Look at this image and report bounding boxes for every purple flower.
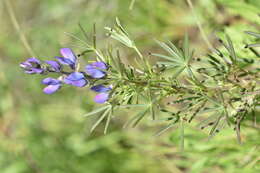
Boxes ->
[20,58,44,74]
[42,77,61,94]
[94,93,110,104]
[90,85,112,104]
[90,85,111,93]
[45,60,61,72]
[56,48,77,70]
[64,72,88,87]
[85,62,108,78]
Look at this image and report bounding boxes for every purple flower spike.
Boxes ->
[64,72,88,87]
[94,93,110,104]
[45,60,61,72]
[42,77,61,94]
[90,85,112,93]
[55,48,77,69]
[20,57,44,74]
[85,62,108,78]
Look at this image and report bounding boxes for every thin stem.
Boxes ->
[186,0,214,51]
[93,23,97,49]
[129,0,136,10]
[4,0,36,57]
[134,46,143,59]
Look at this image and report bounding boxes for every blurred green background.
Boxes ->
[0,0,259,172]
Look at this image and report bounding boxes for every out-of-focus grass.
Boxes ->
[0,0,259,173]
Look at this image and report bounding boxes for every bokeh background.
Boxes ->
[0,0,259,172]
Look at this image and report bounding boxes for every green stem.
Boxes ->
[186,0,214,51]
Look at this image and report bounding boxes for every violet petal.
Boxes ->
[45,60,61,72]
[64,78,87,87]
[91,62,107,70]
[55,56,73,64]
[27,57,41,64]
[94,93,109,104]
[20,62,32,68]
[90,85,111,93]
[65,72,85,81]
[60,48,76,63]
[42,78,61,85]
[85,63,107,78]
[31,68,44,74]
[43,84,61,94]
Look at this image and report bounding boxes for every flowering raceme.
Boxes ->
[19,20,260,141]
[20,48,110,104]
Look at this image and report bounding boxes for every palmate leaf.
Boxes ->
[154,40,182,60]
[105,18,144,59]
[153,35,194,78]
[105,26,134,48]
[226,34,237,63]
[105,18,135,48]
[90,108,111,132]
[173,66,186,78]
[82,105,113,133]
[218,35,237,64]
[207,54,228,74]
[153,54,183,64]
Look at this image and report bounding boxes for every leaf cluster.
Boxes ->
[78,19,259,145]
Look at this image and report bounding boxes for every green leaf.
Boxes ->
[154,122,176,137]
[245,43,260,48]
[152,53,182,64]
[172,66,186,78]
[118,104,149,108]
[83,105,111,117]
[245,31,260,38]
[155,40,181,59]
[208,115,222,138]
[115,17,129,37]
[226,34,237,63]
[91,107,111,132]
[123,107,149,128]
[104,108,112,134]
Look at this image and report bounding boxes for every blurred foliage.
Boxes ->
[0,0,259,173]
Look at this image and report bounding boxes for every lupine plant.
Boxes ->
[20,19,259,145]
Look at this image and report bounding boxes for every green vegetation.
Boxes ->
[0,0,259,172]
